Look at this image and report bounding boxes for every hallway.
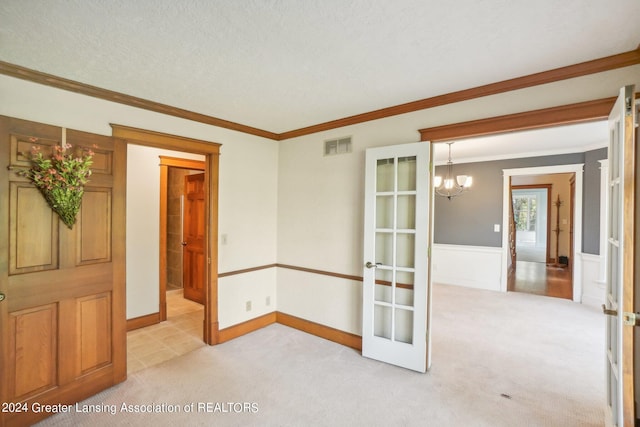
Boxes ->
[508,260,572,300]
[126,290,205,374]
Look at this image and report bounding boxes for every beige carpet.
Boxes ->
[36,284,604,426]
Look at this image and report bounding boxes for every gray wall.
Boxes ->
[433,151,605,251]
[582,147,607,254]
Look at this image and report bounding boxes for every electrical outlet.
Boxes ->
[245,301,252,311]
[266,296,271,306]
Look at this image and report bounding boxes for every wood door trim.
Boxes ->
[511,184,553,263]
[111,125,220,345]
[158,157,205,321]
[159,156,206,170]
[419,97,617,142]
[2,46,639,141]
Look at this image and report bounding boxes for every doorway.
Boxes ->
[502,165,583,302]
[112,124,221,348]
[159,156,206,319]
[512,184,551,263]
[509,175,574,300]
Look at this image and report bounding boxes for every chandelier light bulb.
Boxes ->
[433,142,472,200]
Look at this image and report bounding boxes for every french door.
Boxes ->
[362,142,431,373]
[604,85,636,427]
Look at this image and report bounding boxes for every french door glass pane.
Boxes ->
[395,271,414,306]
[375,233,393,266]
[374,305,392,339]
[397,195,416,229]
[376,196,394,229]
[395,308,413,344]
[376,159,395,192]
[397,156,416,191]
[396,233,415,268]
[374,268,393,303]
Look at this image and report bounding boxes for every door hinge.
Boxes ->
[624,312,640,326]
[208,257,211,265]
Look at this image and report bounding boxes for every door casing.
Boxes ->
[158,156,205,321]
[111,124,221,344]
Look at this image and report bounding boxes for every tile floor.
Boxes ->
[127,289,205,374]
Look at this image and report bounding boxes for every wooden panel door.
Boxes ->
[182,173,205,304]
[0,117,126,427]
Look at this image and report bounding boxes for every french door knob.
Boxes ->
[365,262,382,269]
[0,292,5,302]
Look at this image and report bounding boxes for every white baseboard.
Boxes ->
[432,244,502,292]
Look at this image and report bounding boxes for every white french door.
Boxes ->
[362,142,431,373]
[604,84,636,427]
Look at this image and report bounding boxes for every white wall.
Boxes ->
[276,65,640,333]
[126,145,204,319]
[0,75,279,327]
[3,62,640,335]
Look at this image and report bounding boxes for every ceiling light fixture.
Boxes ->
[434,142,472,200]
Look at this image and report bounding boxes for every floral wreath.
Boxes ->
[18,139,95,229]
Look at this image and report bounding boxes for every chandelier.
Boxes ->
[434,142,472,200]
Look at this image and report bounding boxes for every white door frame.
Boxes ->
[501,164,584,301]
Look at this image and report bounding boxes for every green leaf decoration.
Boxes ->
[18,142,94,230]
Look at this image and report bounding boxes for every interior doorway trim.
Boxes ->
[110,124,221,345]
[502,164,584,302]
[158,156,205,321]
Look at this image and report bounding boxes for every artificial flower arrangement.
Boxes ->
[18,140,95,229]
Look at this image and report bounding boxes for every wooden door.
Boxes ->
[362,142,431,372]
[604,85,635,427]
[182,173,205,304]
[0,117,126,426]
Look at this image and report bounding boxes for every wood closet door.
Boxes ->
[182,173,205,304]
[0,117,126,427]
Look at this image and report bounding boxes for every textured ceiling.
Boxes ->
[1,0,639,137]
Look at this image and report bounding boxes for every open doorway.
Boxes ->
[502,165,583,301]
[113,124,221,375]
[159,156,206,320]
[509,174,574,300]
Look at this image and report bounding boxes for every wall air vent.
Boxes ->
[324,136,352,156]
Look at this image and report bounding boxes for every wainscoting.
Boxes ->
[432,244,503,291]
[580,252,606,308]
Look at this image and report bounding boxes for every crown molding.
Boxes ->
[1,46,638,141]
[279,46,640,140]
[0,61,279,141]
